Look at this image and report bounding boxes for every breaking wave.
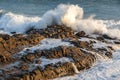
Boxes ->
[0,4,120,39]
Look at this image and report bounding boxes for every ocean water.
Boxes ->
[0,0,120,80]
[0,0,120,19]
[0,0,120,36]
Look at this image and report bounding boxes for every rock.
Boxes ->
[97,36,104,41]
[7,45,95,79]
[75,54,95,70]
[11,32,16,34]
[23,53,36,62]
[114,41,120,44]
[105,52,112,58]
[0,37,3,42]
[30,69,46,80]
[35,60,41,64]
[35,46,96,71]
[27,25,75,39]
[95,47,113,58]
[20,65,30,71]
[23,75,30,80]
[40,62,76,79]
[102,34,113,39]
[0,34,10,40]
[0,55,7,63]
[0,25,115,80]
[70,40,89,49]
[76,31,86,37]
[0,33,44,64]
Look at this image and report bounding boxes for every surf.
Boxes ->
[0,4,120,39]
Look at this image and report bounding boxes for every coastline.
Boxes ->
[0,25,119,80]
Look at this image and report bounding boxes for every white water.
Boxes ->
[0,9,3,13]
[0,12,40,33]
[18,37,119,80]
[15,37,120,80]
[19,38,73,55]
[35,57,71,67]
[72,63,79,74]
[28,38,73,51]
[0,4,120,39]
[55,48,120,80]
[0,2,120,80]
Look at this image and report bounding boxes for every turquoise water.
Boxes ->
[0,0,120,20]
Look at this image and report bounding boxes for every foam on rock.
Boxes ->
[0,24,118,80]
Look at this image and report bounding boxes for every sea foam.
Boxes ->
[0,12,40,33]
[0,4,120,39]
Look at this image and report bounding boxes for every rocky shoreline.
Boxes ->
[0,25,119,80]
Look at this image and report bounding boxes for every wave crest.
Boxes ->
[0,12,40,33]
[0,4,120,39]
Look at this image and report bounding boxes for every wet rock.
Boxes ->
[102,34,113,39]
[75,54,95,70]
[23,53,36,62]
[35,46,96,71]
[76,31,86,37]
[29,69,46,80]
[40,62,76,79]
[70,40,90,49]
[0,33,44,64]
[105,52,112,58]
[20,65,30,71]
[95,47,113,58]
[8,45,96,79]
[114,41,120,44]
[35,60,41,64]
[23,75,30,80]
[97,36,104,41]
[0,25,116,80]
[27,25,75,39]
[0,55,7,63]
[0,37,3,42]
[0,34,10,40]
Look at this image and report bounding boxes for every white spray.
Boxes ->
[0,12,40,33]
[36,4,120,39]
[72,63,79,73]
[0,4,120,39]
